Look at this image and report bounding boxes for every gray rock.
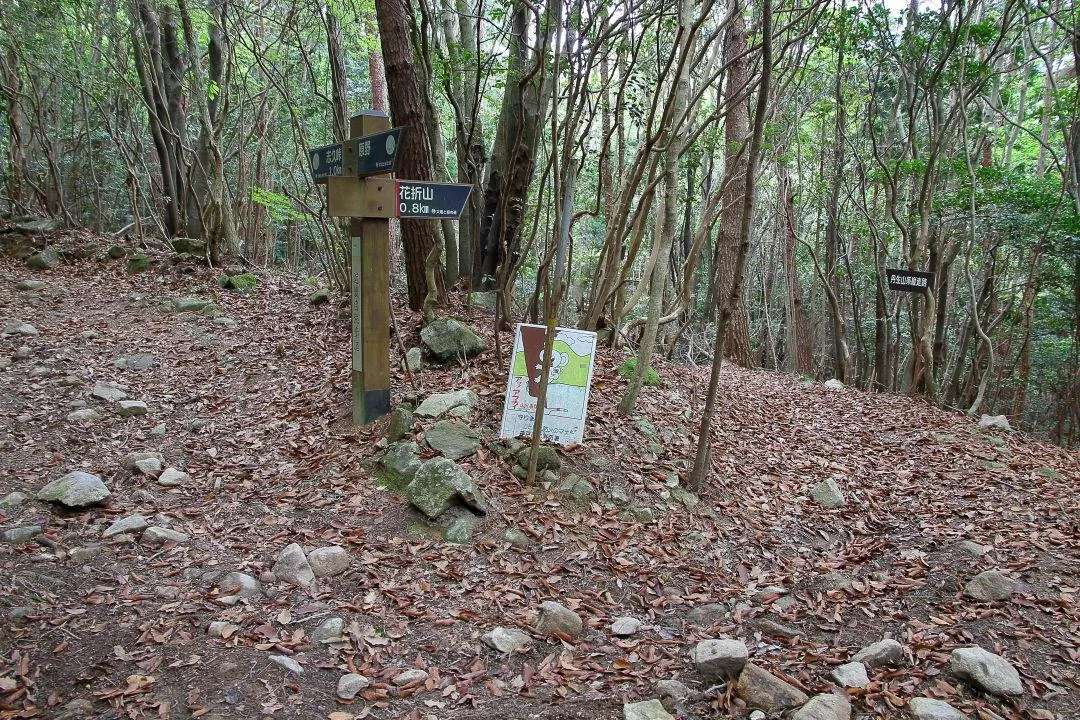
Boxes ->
[978,415,1011,431]
[312,617,345,644]
[791,693,852,720]
[115,354,155,371]
[3,319,39,336]
[611,617,642,636]
[220,572,262,598]
[102,515,149,538]
[16,279,46,291]
[151,424,167,436]
[133,457,163,476]
[482,626,533,653]
[420,318,487,362]
[142,527,188,547]
[503,527,532,548]
[830,661,869,688]
[468,291,498,311]
[949,646,1023,696]
[414,389,479,418]
[13,217,62,234]
[171,297,216,313]
[273,543,315,587]
[758,619,804,639]
[66,408,101,422]
[14,346,33,359]
[687,603,727,626]
[68,545,101,563]
[337,673,371,700]
[535,600,583,638]
[669,487,699,509]
[380,441,422,481]
[0,491,29,509]
[623,699,674,720]
[91,381,127,402]
[157,468,190,487]
[908,698,969,720]
[955,540,987,557]
[735,663,809,713]
[405,347,423,373]
[516,445,561,473]
[385,406,414,443]
[811,478,845,508]
[207,621,236,638]
[609,486,633,506]
[307,546,349,577]
[852,638,903,668]
[268,654,303,675]
[37,471,110,507]
[557,474,596,502]
[963,570,1017,602]
[1,525,42,544]
[655,679,691,702]
[425,420,481,460]
[55,698,94,720]
[392,669,429,686]
[444,511,480,545]
[823,379,845,390]
[26,247,61,270]
[115,400,148,417]
[122,451,163,471]
[405,457,487,519]
[692,639,748,681]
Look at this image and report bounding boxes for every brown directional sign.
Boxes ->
[886,268,935,293]
[327,178,471,220]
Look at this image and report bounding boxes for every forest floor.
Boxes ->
[1,227,1078,720]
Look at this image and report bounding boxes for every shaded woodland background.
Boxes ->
[1,0,1077,445]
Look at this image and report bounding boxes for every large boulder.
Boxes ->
[420,318,487,362]
[949,646,1023,696]
[405,458,487,519]
[36,471,110,507]
[425,420,481,460]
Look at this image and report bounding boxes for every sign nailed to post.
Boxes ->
[396,181,472,219]
[309,127,404,184]
[886,268,935,293]
[499,324,598,446]
[309,143,343,183]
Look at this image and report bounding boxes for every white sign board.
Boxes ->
[499,324,598,446]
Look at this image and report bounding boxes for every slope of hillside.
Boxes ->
[1,232,1077,720]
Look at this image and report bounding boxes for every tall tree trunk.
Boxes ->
[0,48,32,216]
[824,8,851,383]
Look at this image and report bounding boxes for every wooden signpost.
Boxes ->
[312,111,471,425]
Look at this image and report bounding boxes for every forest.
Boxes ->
[1,0,1078,446]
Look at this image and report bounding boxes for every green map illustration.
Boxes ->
[512,339,591,387]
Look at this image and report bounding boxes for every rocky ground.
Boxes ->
[1,227,1078,720]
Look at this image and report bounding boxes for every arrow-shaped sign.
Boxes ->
[327,177,472,220]
[309,127,405,184]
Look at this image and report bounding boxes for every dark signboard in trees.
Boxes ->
[887,269,934,293]
[351,127,403,177]
[309,143,343,184]
[396,181,472,219]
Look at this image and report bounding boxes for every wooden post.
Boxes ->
[348,111,392,425]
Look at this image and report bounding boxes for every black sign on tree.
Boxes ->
[886,268,935,293]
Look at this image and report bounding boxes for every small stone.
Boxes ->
[3,319,39,336]
[830,661,869,688]
[516,445,561,473]
[414,389,479,418]
[908,697,969,720]
[171,297,216,313]
[1,525,42,544]
[735,662,809,713]
[308,289,329,305]
[115,354,155,371]
[632,507,656,523]
[692,639,748,681]
[16,279,46,291]
[220,572,263,598]
[115,400,148,417]
[68,545,101,563]
[151,424,167,436]
[823,378,845,390]
[611,617,642,636]
[955,540,987,557]
[157,468,190,486]
[978,415,1011,431]
[380,441,422,481]
[392,669,429,686]
[385,406,414,443]
[405,457,487,519]
[852,638,903,668]
[273,543,315,587]
[624,699,675,720]
[503,527,532,548]
[268,654,303,675]
[312,617,345,644]
[102,515,149,538]
[207,621,235,638]
[686,603,727,626]
[14,346,32,359]
[133,457,163,476]
[963,570,1017,602]
[425,419,481,460]
[557,474,596,502]
[91,381,127,402]
[142,526,188,547]
[758,619,804,639]
[405,347,422,372]
[66,408,101,422]
[122,451,163,471]
[655,679,691,702]
[307,546,350,577]
[949,646,1023,696]
[0,491,29,509]
[791,693,852,720]
[337,673,371,700]
[609,486,633,506]
[535,600,583,638]
[36,471,110,507]
[56,698,94,720]
[749,712,766,720]
[444,512,479,545]
[419,318,486,362]
[811,478,845,508]
[482,626,533,653]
